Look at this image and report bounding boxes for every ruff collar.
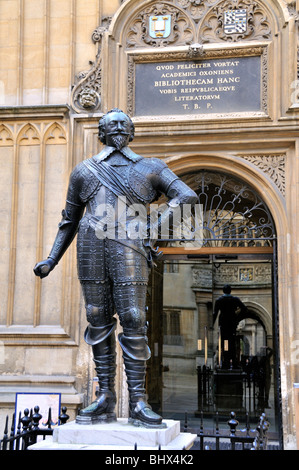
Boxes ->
[94,145,143,163]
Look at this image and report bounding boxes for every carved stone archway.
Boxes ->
[165,153,286,243]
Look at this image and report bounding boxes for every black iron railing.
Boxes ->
[183,410,270,450]
[1,404,270,451]
[0,405,69,450]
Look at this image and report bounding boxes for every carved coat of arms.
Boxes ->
[149,15,171,38]
[223,8,247,34]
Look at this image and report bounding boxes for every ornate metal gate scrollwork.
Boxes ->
[161,170,275,247]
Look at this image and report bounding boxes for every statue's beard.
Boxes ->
[110,134,129,150]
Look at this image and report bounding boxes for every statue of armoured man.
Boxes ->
[34,108,198,428]
[213,285,248,368]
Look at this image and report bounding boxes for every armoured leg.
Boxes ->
[114,283,164,428]
[119,326,164,428]
[77,320,117,424]
[77,281,117,424]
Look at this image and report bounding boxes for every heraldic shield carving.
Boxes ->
[140,4,192,46]
[126,0,272,48]
[223,8,247,34]
[149,14,172,38]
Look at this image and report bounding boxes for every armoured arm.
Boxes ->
[48,201,84,263]
[150,163,198,239]
[165,178,199,206]
[34,167,85,278]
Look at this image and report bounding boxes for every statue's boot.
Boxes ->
[119,328,165,428]
[76,320,117,424]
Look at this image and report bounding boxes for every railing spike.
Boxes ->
[228,411,239,436]
[3,415,8,436]
[21,409,31,431]
[1,415,9,450]
[32,406,42,430]
[59,406,69,425]
[46,407,52,429]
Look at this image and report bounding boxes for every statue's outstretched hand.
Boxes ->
[33,258,56,279]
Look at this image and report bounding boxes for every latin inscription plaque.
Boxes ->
[134,55,261,116]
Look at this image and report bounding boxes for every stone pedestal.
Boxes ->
[28,418,196,450]
[214,369,245,413]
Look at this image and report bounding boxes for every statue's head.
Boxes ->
[223,284,232,294]
[98,108,135,149]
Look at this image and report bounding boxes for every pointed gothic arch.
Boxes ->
[43,122,67,145]
[0,124,13,146]
[17,123,41,146]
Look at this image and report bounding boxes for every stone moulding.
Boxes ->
[287,1,299,81]
[70,17,112,114]
[239,154,286,197]
[191,262,272,289]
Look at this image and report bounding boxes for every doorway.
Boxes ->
[145,169,281,440]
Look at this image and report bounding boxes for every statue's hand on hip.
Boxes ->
[33,258,56,279]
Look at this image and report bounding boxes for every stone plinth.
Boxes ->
[28,418,196,450]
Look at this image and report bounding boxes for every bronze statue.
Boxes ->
[34,108,198,428]
[213,284,247,368]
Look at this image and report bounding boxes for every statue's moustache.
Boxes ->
[106,131,129,136]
